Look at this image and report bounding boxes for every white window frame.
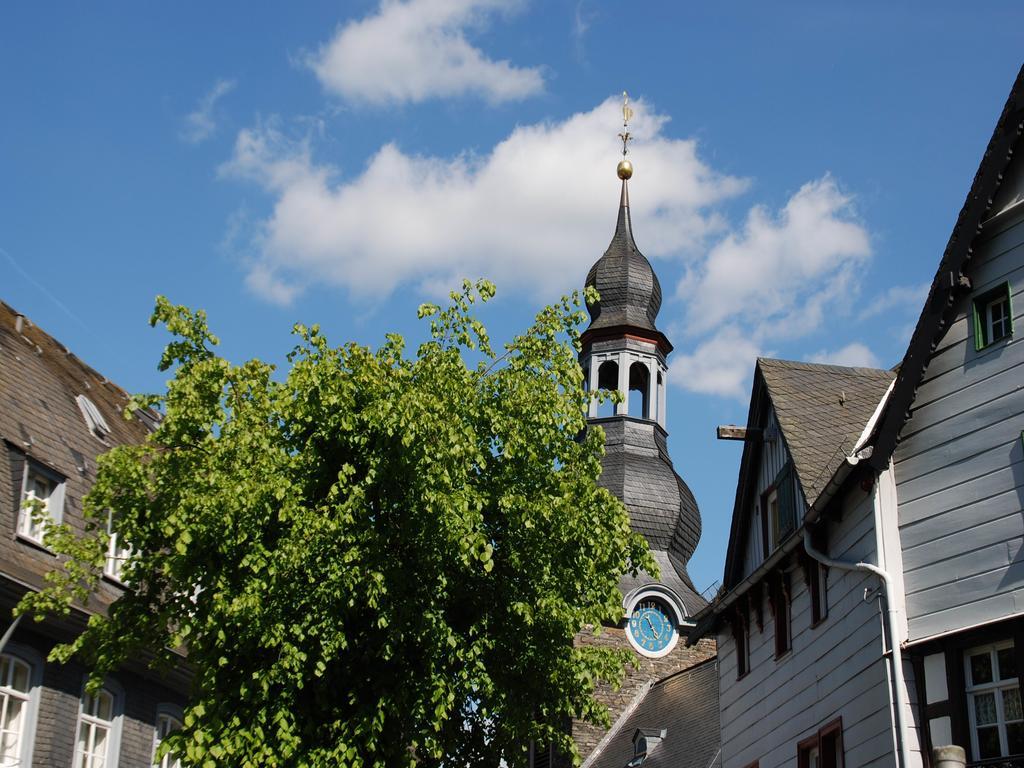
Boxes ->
[153,705,184,768]
[964,640,1023,760]
[73,680,123,768]
[987,294,1011,343]
[0,648,42,768]
[18,460,65,546]
[104,510,132,583]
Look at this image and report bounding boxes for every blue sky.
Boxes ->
[1,2,1021,593]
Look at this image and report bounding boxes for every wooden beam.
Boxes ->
[717,425,762,441]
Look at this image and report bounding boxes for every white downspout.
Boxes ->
[0,615,22,655]
[802,474,912,768]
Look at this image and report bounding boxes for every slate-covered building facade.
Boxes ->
[0,301,189,767]
[695,63,1024,768]
[560,159,720,768]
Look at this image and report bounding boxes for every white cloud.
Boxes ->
[681,177,871,335]
[808,342,881,369]
[181,79,236,144]
[220,97,748,304]
[670,327,765,400]
[572,1,593,63]
[308,0,543,106]
[220,93,878,399]
[669,177,873,399]
[859,281,929,321]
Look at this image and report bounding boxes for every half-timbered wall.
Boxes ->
[894,200,1024,642]
[719,472,923,768]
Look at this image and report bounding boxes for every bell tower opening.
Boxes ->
[566,90,714,768]
[628,361,650,419]
[596,360,619,418]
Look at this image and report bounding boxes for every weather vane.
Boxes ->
[617,91,634,180]
[619,91,633,156]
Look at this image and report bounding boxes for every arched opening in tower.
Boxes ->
[629,362,649,420]
[657,370,664,424]
[596,360,619,418]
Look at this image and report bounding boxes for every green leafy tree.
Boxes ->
[18,280,654,768]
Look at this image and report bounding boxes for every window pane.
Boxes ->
[77,723,90,767]
[1007,722,1024,755]
[978,725,1001,759]
[988,296,1011,342]
[9,662,28,693]
[1004,687,1022,721]
[999,647,1017,681]
[973,652,995,685]
[92,724,109,757]
[975,692,998,725]
[821,731,841,768]
[96,691,113,722]
[4,698,23,733]
[1,695,24,762]
[0,731,20,762]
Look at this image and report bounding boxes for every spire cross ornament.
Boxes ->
[618,91,634,156]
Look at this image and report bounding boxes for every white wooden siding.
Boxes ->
[894,207,1024,642]
[718,471,923,768]
[742,408,799,579]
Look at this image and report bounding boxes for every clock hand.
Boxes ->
[644,616,661,640]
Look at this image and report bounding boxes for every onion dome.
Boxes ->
[584,179,663,335]
[597,419,704,614]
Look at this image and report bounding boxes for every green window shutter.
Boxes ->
[973,297,985,351]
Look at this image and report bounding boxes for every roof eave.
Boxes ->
[869,64,1024,471]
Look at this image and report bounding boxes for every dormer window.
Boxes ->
[627,729,666,767]
[18,460,65,545]
[76,395,111,439]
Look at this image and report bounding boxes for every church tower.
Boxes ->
[568,97,716,765]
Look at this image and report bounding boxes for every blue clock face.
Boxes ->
[628,600,675,656]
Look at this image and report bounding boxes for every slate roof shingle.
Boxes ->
[0,299,155,605]
[585,181,662,335]
[595,418,705,615]
[587,657,721,768]
[757,358,895,506]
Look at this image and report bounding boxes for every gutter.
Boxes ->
[690,528,804,637]
[692,380,897,639]
[799,381,909,766]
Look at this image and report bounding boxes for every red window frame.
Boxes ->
[797,718,844,768]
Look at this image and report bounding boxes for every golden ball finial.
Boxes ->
[617,159,633,180]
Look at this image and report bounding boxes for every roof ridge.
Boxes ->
[757,356,891,376]
[650,654,717,688]
[1,299,134,402]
